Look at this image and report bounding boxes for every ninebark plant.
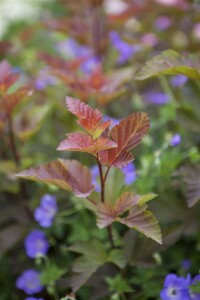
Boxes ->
[17,96,162,292]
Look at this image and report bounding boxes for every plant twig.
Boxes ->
[96,153,105,203]
[107,225,115,249]
[7,114,32,219]
[104,166,110,182]
[86,197,97,206]
[7,114,20,165]
[96,154,115,248]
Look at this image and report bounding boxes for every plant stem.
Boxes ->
[7,114,32,219]
[107,225,115,248]
[96,154,105,203]
[104,166,110,182]
[96,155,115,248]
[86,197,97,206]
[7,115,20,165]
[159,75,177,103]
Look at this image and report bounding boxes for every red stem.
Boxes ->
[96,154,115,248]
[96,153,105,203]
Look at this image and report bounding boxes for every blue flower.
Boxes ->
[181,259,191,270]
[34,194,58,228]
[160,274,190,300]
[34,68,57,90]
[110,31,140,64]
[16,269,43,295]
[154,16,171,30]
[25,298,44,300]
[81,56,101,74]
[170,134,181,147]
[144,92,170,105]
[121,163,137,185]
[24,229,49,258]
[56,37,100,74]
[170,75,188,87]
[90,165,101,192]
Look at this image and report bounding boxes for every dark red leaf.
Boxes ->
[66,97,111,137]
[99,112,149,168]
[57,132,117,155]
[16,159,94,198]
[96,193,161,244]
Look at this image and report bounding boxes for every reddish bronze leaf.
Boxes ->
[16,159,94,198]
[39,53,86,72]
[57,132,117,155]
[66,97,111,137]
[96,203,117,228]
[0,87,30,116]
[97,193,137,228]
[99,149,134,168]
[96,193,161,244]
[111,112,150,151]
[0,60,19,93]
[120,206,162,244]
[66,96,102,124]
[99,112,149,168]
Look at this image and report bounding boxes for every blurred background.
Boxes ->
[1,0,200,299]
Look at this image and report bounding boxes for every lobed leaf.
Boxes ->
[16,159,94,198]
[135,50,200,80]
[176,163,200,207]
[57,132,117,155]
[0,87,30,116]
[69,240,107,292]
[99,112,149,168]
[96,193,162,244]
[120,205,162,244]
[66,97,111,138]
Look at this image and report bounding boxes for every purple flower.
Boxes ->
[170,134,181,147]
[110,31,140,64]
[34,68,57,91]
[90,165,101,192]
[141,33,158,47]
[181,259,191,270]
[24,230,49,258]
[193,23,200,41]
[154,16,171,30]
[160,274,190,300]
[170,75,188,87]
[25,298,44,300]
[16,269,43,295]
[121,163,137,185]
[57,38,92,59]
[34,194,58,228]
[81,56,101,74]
[56,37,100,74]
[56,38,80,58]
[144,92,170,105]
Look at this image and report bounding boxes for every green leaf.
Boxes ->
[137,193,158,205]
[40,263,66,285]
[105,274,132,294]
[108,249,126,269]
[68,240,107,292]
[135,50,200,80]
[190,280,200,294]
